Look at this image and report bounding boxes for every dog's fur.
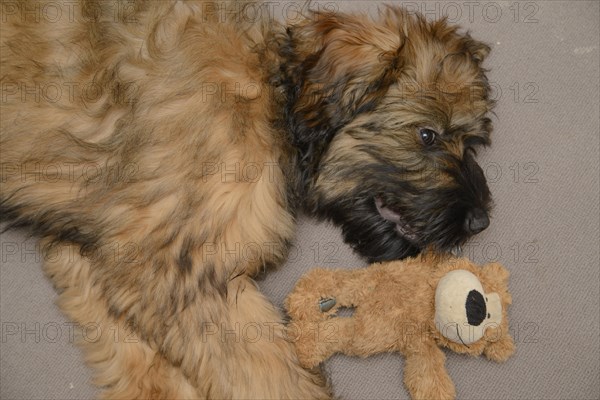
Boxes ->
[1,1,494,398]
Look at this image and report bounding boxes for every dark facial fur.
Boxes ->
[281,8,494,262]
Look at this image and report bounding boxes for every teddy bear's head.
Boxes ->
[432,259,514,361]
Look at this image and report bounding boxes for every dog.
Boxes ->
[0,1,494,398]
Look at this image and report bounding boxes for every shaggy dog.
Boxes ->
[1,1,494,398]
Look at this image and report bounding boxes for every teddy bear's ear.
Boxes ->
[482,262,510,290]
[481,262,512,305]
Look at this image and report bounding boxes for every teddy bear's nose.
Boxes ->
[465,290,487,326]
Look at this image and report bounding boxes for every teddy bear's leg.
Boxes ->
[291,317,356,368]
[403,341,456,400]
[340,319,400,357]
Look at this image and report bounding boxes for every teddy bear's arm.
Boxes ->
[287,268,370,319]
[403,340,456,400]
[291,317,356,368]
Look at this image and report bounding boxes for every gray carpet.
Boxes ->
[1,1,599,399]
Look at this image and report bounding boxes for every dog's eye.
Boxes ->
[419,128,437,146]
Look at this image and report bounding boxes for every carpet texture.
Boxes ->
[1,1,599,399]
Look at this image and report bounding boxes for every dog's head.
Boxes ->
[282,7,494,262]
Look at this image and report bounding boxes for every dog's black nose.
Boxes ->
[464,208,489,234]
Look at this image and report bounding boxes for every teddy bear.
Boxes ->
[285,254,515,400]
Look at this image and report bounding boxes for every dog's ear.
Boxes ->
[463,34,491,64]
[286,12,403,144]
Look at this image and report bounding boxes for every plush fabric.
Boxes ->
[286,256,514,400]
